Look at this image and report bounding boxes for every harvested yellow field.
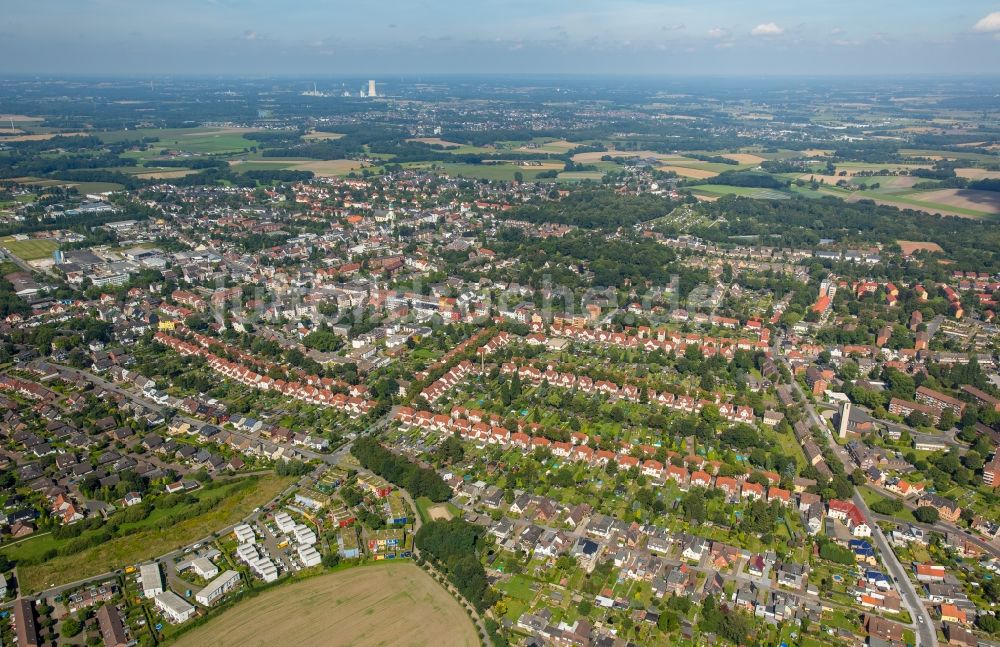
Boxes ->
[0,132,87,142]
[917,189,1000,215]
[291,159,364,176]
[898,241,944,256]
[722,153,765,165]
[956,168,1000,180]
[134,169,198,180]
[801,149,834,157]
[172,563,478,647]
[797,174,841,184]
[572,150,680,163]
[844,194,983,219]
[659,165,719,179]
[304,131,345,141]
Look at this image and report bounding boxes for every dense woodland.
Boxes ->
[350,437,452,502]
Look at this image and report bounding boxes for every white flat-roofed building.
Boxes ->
[195,570,240,606]
[274,512,296,533]
[293,524,317,546]
[236,543,259,564]
[154,591,195,623]
[140,563,164,599]
[233,523,256,544]
[191,556,219,580]
[250,557,279,583]
[297,544,322,567]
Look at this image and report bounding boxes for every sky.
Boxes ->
[3,0,1000,76]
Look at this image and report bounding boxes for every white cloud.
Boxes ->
[973,11,1000,33]
[751,22,784,37]
[706,27,729,39]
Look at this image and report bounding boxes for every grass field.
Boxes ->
[171,562,478,647]
[859,486,916,523]
[688,184,791,200]
[229,160,305,172]
[100,127,260,154]
[10,177,124,194]
[405,137,463,148]
[70,181,125,194]
[526,139,577,153]
[6,474,292,593]
[1,237,58,260]
[558,170,604,181]
[291,159,365,176]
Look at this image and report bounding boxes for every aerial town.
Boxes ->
[1,13,1000,647]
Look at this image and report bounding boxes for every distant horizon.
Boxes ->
[3,1,1000,76]
[4,72,1000,81]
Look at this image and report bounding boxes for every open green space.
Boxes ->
[100,127,258,152]
[688,184,792,200]
[414,496,462,524]
[4,474,293,593]
[558,171,604,181]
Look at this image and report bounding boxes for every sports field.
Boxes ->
[1,237,58,260]
[171,562,478,647]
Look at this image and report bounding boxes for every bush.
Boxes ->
[819,541,855,565]
[913,506,940,523]
[871,498,903,515]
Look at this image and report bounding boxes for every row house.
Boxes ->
[155,332,374,418]
[499,362,755,423]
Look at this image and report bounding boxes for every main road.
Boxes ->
[775,338,937,646]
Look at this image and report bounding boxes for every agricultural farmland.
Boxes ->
[171,562,478,647]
